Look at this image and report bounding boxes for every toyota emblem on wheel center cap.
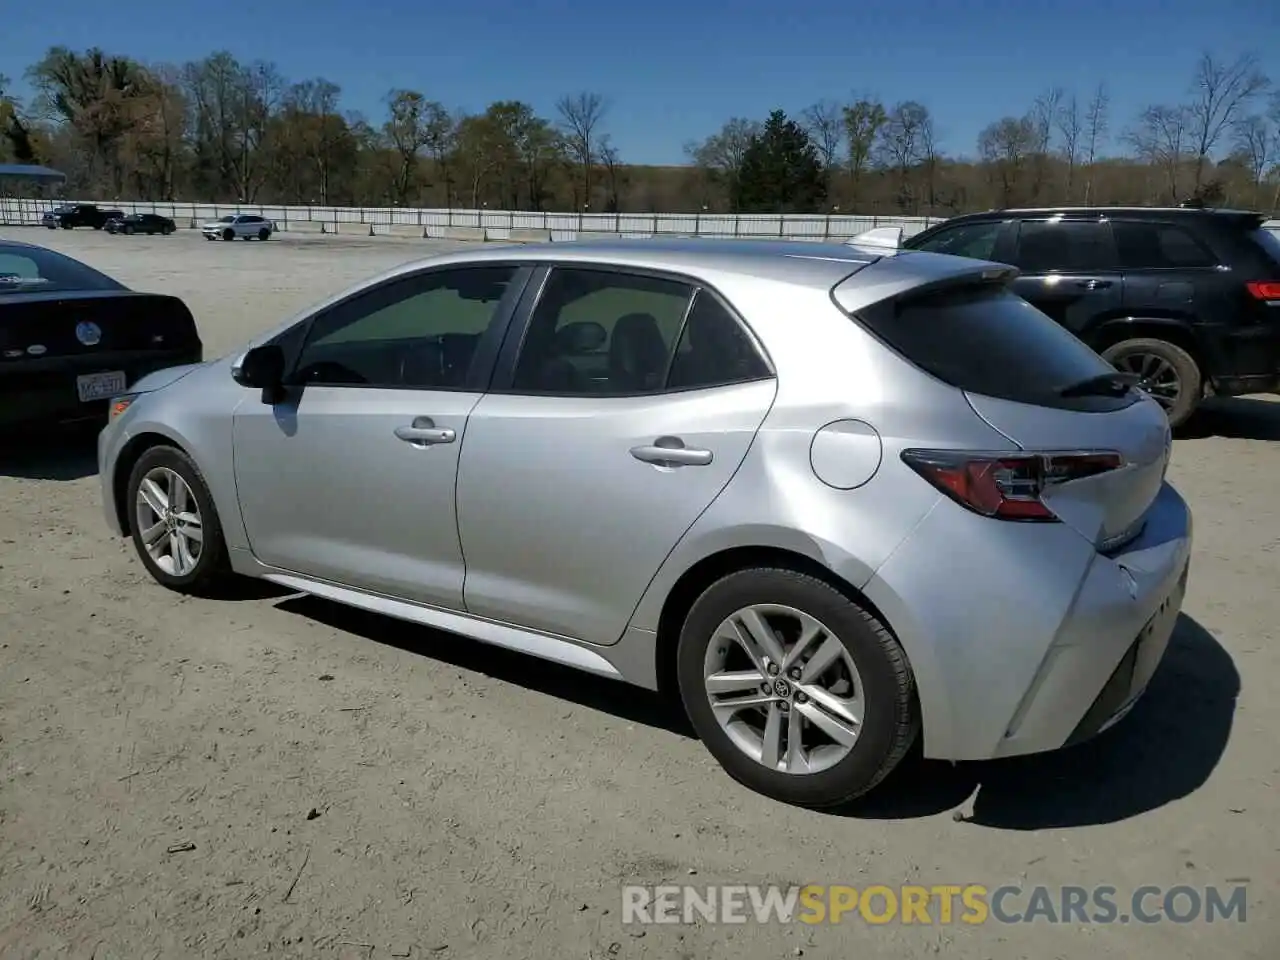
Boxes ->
[75,320,102,346]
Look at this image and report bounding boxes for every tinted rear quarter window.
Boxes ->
[1247,228,1280,268]
[1013,220,1116,273]
[1114,220,1218,269]
[853,285,1133,411]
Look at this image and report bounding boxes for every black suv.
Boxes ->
[903,207,1280,425]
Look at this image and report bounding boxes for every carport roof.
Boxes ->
[0,163,67,183]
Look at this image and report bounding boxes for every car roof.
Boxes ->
[413,237,899,288]
[934,206,1263,222]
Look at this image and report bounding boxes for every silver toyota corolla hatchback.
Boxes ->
[98,238,1192,807]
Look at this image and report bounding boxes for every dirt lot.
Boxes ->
[1,228,1277,960]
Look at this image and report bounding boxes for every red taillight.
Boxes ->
[900,449,1124,522]
[1246,281,1280,301]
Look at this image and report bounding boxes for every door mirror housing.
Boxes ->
[232,344,287,402]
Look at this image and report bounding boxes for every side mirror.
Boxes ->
[232,344,286,401]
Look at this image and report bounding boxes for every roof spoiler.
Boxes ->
[845,225,903,250]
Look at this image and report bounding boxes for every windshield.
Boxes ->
[218,216,235,223]
[0,246,125,294]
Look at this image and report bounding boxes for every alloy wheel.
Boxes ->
[702,603,864,775]
[134,467,204,576]
[1110,350,1181,410]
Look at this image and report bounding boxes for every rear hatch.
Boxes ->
[0,290,201,359]
[840,259,1171,550]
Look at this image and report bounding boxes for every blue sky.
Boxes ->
[1,0,1276,165]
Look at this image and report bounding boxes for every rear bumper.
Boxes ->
[862,482,1193,762]
[0,348,202,431]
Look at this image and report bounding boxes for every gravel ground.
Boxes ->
[1,227,1277,960]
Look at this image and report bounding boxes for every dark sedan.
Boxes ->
[106,213,177,235]
[0,240,202,432]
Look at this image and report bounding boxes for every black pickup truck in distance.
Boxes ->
[902,207,1280,426]
[42,203,126,231]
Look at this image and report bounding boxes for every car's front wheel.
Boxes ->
[677,568,918,808]
[222,228,235,241]
[126,445,230,595]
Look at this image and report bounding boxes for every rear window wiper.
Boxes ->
[1057,371,1140,398]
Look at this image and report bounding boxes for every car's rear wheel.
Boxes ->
[258,227,270,240]
[222,228,235,241]
[163,224,174,235]
[126,445,230,595]
[676,568,918,808]
[1102,337,1201,427]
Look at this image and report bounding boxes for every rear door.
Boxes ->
[455,265,777,646]
[1006,218,1124,337]
[855,282,1170,549]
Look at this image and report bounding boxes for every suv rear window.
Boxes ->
[853,284,1136,411]
[0,246,124,294]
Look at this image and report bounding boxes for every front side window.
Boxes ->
[292,266,518,389]
[1012,220,1116,273]
[913,221,1004,260]
[511,268,694,395]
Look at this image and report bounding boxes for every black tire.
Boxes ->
[163,224,174,235]
[258,227,270,240]
[125,445,231,595]
[61,221,72,229]
[1101,337,1202,428]
[676,567,918,808]
[123,224,134,235]
[222,228,235,241]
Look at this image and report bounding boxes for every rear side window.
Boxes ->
[1012,220,1116,273]
[854,285,1132,411]
[1114,221,1217,269]
[667,291,772,390]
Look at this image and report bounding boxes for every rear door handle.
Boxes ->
[630,439,713,467]
[395,416,456,446]
[1075,279,1113,290]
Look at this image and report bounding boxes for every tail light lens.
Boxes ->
[901,449,1124,522]
[1245,281,1280,301]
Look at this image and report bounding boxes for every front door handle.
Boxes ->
[395,416,456,446]
[1075,279,1113,290]
[630,438,714,467]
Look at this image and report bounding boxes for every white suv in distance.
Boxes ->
[201,214,277,242]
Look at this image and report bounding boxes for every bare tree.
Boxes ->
[876,101,930,212]
[978,116,1037,207]
[684,117,759,211]
[1028,87,1063,201]
[1126,105,1191,202]
[382,89,444,203]
[1232,113,1277,205]
[1083,82,1110,203]
[842,97,887,209]
[555,91,608,207]
[1056,92,1083,202]
[1186,52,1270,193]
[801,98,843,195]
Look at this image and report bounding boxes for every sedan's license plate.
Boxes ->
[77,370,126,402]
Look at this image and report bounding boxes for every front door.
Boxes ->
[232,264,528,609]
[1006,218,1124,338]
[456,266,778,645]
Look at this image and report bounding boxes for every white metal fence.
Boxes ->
[0,197,945,242]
